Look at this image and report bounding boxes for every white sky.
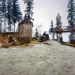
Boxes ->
[19,0,69,31]
[19,0,75,41]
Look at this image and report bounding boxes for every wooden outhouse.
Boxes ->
[18,19,33,39]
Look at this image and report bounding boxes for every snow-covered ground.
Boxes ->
[0,41,75,75]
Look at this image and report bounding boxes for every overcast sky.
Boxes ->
[19,0,69,31]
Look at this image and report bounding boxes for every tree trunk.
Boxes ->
[53,32,55,40]
[14,22,15,32]
[57,33,58,41]
[4,16,6,32]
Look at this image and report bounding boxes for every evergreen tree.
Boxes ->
[49,20,53,33]
[0,0,22,32]
[56,13,62,41]
[6,0,22,32]
[23,0,34,20]
[12,0,22,32]
[6,0,13,32]
[35,28,39,39]
[56,13,62,28]
[49,20,55,40]
[67,0,75,43]
[0,0,7,32]
[0,17,3,33]
[67,0,75,28]
[0,3,3,32]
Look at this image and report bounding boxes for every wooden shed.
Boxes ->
[18,19,33,39]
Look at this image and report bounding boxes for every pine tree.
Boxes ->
[67,0,75,28]
[56,13,62,28]
[49,20,55,40]
[6,0,13,32]
[0,3,3,32]
[0,18,3,33]
[56,13,62,41]
[0,0,22,32]
[23,0,34,20]
[67,0,75,43]
[49,20,53,33]
[12,0,22,32]
[35,28,39,39]
[0,0,7,32]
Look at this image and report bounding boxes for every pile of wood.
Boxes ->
[0,34,32,48]
[39,32,49,42]
[16,36,31,45]
[7,35,31,45]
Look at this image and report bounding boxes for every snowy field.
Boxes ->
[0,41,75,75]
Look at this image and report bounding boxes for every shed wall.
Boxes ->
[18,23,32,38]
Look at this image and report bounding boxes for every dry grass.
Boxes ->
[61,42,75,48]
[0,34,37,48]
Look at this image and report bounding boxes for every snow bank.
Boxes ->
[0,41,75,75]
